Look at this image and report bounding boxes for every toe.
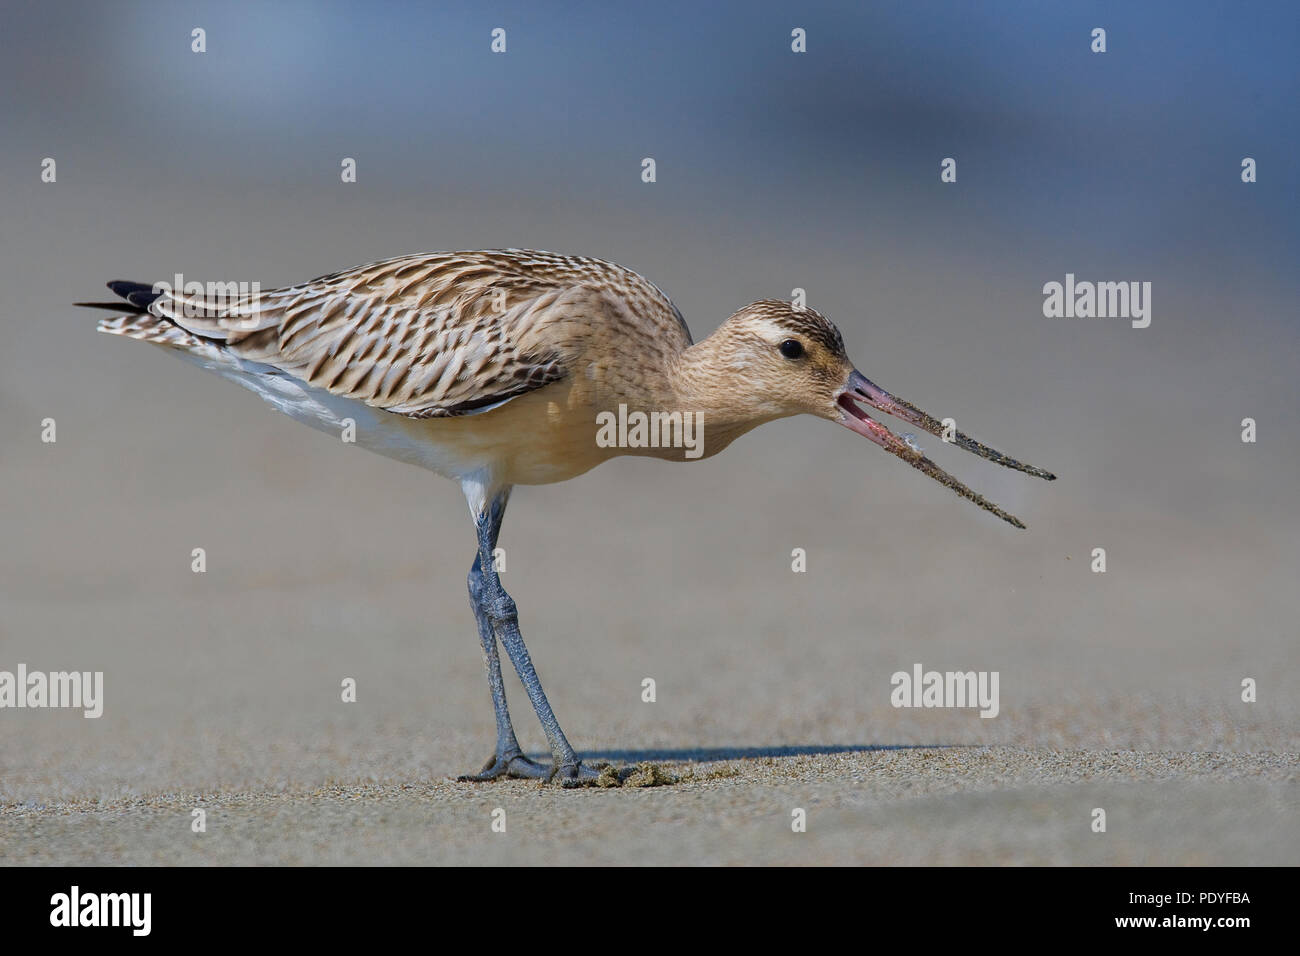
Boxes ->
[551,760,604,787]
[456,749,546,782]
[504,755,549,780]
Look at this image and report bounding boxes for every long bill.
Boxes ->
[837,369,1056,529]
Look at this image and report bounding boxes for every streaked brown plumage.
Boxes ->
[92,248,1055,784]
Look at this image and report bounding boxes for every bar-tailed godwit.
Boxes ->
[90,249,1054,784]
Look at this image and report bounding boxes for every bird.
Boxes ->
[85,249,1055,785]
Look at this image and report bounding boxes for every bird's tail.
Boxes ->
[96,311,212,351]
[83,280,213,354]
[106,280,164,311]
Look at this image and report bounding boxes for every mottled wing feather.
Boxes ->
[147,250,690,419]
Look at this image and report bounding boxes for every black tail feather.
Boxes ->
[75,300,139,312]
[106,280,162,310]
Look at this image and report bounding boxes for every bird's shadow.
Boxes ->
[544,743,964,764]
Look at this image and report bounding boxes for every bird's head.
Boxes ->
[706,299,855,422]
[705,299,1056,528]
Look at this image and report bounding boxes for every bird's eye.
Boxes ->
[779,339,804,359]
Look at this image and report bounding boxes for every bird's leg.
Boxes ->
[468,490,600,786]
[456,552,549,781]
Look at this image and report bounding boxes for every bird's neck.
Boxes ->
[581,329,779,463]
[643,335,778,459]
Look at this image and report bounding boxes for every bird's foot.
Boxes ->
[457,749,549,782]
[456,750,608,786]
[549,760,605,788]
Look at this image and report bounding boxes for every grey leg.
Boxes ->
[456,551,548,781]
[464,489,598,785]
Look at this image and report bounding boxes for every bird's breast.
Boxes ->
[410,378,618,486]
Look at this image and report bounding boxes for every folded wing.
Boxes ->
[139,252,594,418]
